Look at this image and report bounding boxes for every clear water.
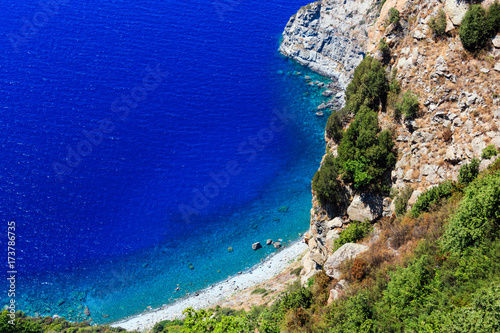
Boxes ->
[0,0,333,323]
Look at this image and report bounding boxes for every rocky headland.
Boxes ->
[280,0,500,303]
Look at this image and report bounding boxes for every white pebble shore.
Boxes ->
[111,241,307,332]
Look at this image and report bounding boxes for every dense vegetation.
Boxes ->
[460,2,500,51]
[317,57,396,205]
[0,310,126,333]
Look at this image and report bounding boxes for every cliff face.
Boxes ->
[281,0,500,285]
[279,0,379,89]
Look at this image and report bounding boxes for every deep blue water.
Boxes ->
[0,0,333,323]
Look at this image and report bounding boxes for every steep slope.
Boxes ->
[280,0,500,284]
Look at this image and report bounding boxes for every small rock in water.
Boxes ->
[252,242,262,250]
[84,306,90,317]
[278,206,289,213]
[227,247,233,253]
[304,76,311,80]
[316,111,324,117]
[266,239,273,245]
[274,242,282,249]
[322,90,334,97]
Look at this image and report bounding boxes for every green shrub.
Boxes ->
[333,220,371,251]
[312,154,342,205]
[378,38,390,58]
[281,287,313,310]
[394,186,414,216]
[460,5,490,50]
[487,1,500,35]
[337,106,396,190]
[344,56,388,115]
[442,286,500,333]
[482,144,498,160]
[428,9,447,37]
[458,158,480,186]
[410,181,455,218]
[442,171,500,254]
[325,111,344,143]
[388,7,400,25]
[395,90,419,118]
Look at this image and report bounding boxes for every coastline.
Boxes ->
[111,240,308,332]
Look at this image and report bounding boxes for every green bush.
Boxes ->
[312,154,342,205]
[325,111,344,143]
[333,220,371,251]
[428,9,447,37]
[460,5,490,50]
[458,158,480,186]
[442,171,500,254]
[410,181,455,218]
[337,106,396,190]
[442,286,500,333]
[388,7,400,25]
[378,38,390,58]
[344,56,388,115]
[482,144,498,160]
[487,1,500,35]
[395,90,419,118]
[394,186,414,216]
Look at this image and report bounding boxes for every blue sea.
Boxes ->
[0,0,333,323]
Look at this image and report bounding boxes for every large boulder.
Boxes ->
[445,0,469,26]
[324,243,369,279]
[300,251,323,285]
[326,217,343,229]
[347,194,383,222]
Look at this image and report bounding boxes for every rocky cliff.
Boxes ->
[280,0,500,287]
[279,0,380,90]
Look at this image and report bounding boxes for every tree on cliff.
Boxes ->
[344,56,388,115]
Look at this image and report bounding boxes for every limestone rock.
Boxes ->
[300,251,322,285]
[407,190,423,206]
[266,239,273,245]
[252,242,262,250]
[347,194,383,222]
[445,0,469,25]
[324,243,369,279]
[479,156,499,172]
[326,217,343,229]
[279,0,376,89]
[472,137,486,157]
[84,306,90,317]
[327,279,349,304]
[495,62,500,72]
[273,242,282,249]
[493,35,500,48]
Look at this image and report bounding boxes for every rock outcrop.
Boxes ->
[324,243,369,279]
[279,0,379,89]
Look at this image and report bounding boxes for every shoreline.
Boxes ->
[111,240,308,332]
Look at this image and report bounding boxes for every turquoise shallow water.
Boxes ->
[0,0,335,323]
